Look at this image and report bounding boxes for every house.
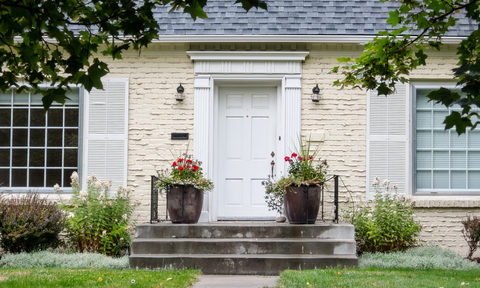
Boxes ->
[0,0,478,259]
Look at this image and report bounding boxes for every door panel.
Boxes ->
[217,86,277,219]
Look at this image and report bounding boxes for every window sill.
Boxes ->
[412,196,480,208]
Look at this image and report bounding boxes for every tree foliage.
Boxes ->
[333,0,480,134]
[0,0,266,109]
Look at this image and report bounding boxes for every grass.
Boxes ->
[278,268,480,288]
[0,267,199,288]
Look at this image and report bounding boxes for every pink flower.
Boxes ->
[309,155,313,160]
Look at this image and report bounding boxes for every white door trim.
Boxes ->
[190,51,307,222]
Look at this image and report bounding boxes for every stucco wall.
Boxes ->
[104,44,477,256]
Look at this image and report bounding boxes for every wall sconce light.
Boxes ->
[176,84,185,102]
[312,84,320,103]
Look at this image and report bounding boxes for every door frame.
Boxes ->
[214,82,282,220]
[188,51,308,222]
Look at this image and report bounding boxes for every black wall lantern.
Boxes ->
[312,84,320,103]
[176,84,185,101]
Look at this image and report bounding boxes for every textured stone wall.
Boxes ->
[102,43,478,256]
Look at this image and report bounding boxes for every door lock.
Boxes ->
[271,151,275,158]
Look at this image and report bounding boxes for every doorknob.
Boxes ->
[271,160,275,177]
[271,151,275,158]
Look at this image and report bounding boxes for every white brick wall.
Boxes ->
[100,44,478,255]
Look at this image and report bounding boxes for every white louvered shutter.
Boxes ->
[367,83,410,198]
[83,78,128,190]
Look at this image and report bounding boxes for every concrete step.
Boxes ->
[131,238,356,255]
[134,222,354,239]
[129,253,358,275]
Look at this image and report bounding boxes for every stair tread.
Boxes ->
[137,222,353,227]
[132,238,356,242]
[130,253,357,259]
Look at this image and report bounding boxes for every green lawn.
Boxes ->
[279,268,480,288]
[0,268,199,288]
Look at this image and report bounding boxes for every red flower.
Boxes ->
[178,158,184,162]
[298,156,305,161]
[187,165,191,168]
[309,155,313,160]
[291,153,297,158]
[178,166,184,171]
[193,165,199,171]
[187,160,192,164]
[172,161,177,167]
[284,156,290,162]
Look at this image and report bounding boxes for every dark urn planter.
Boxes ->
[167,184,204,224]
[284,184,322,224]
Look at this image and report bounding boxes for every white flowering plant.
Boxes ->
[59,172,136,256]
[348,178,421,254]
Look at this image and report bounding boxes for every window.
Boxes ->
[0,88,80,189]
[414,85,480,194]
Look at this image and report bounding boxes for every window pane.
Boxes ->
[433,111,448,129]
[0,169,9,186]
[0,129,10,147]
[46,149,62,167]
[0,149,9,166]
[416,111,431,129]
[12,169,27,187]
[65,109,78,127]
[12,149,27,166]
[451,151,466,169]
[29,169,44,187]
[416,90,431,108]
[433,131,449,148]
[0,109,11,126]
[47,109,63,127]
[12,129,27,146]
[433,171,449,189]
[30,149,45,167]
[47,129,62,147]
[30,129,45,147]
[416,131,431,149]
[0,91,11,105]
[64,149,77,167]
[13,109,28,126]
[65,129,78,147]
[30,108,46,127]
[30,92,43,105]
[46,169,61,187]
[451,171,466,189]
[451,133,466,148]
[468,171,480,189]
[468,151,480,169]
[433,151,448,169]
[417,171,431,189]
[63,169,76,187]
[13,92,29,105]
[469,131,480,149]
[65,88,79,105]
[416,151,431,169]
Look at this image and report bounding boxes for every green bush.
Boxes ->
[61,172,135,256]
[0,193,65,253]
[0,251,128,269]
[349,179,421,254]
[359,246,480,270]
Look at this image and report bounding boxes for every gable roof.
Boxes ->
[153,0,475,37]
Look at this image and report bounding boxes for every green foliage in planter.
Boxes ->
[462,215,480,260]
[61,172,135,256]
[0,194,65,253]
[349,179,421,254]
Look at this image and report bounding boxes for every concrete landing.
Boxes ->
[192,275,279,288]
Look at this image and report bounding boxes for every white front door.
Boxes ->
[217,86,277,219]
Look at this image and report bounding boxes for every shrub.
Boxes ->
[61,172,135,256]
[349,178,421,254]
[0,251,128,269]
[359,245,480,270]
[462,215,480,260]
[0,193,65,253]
